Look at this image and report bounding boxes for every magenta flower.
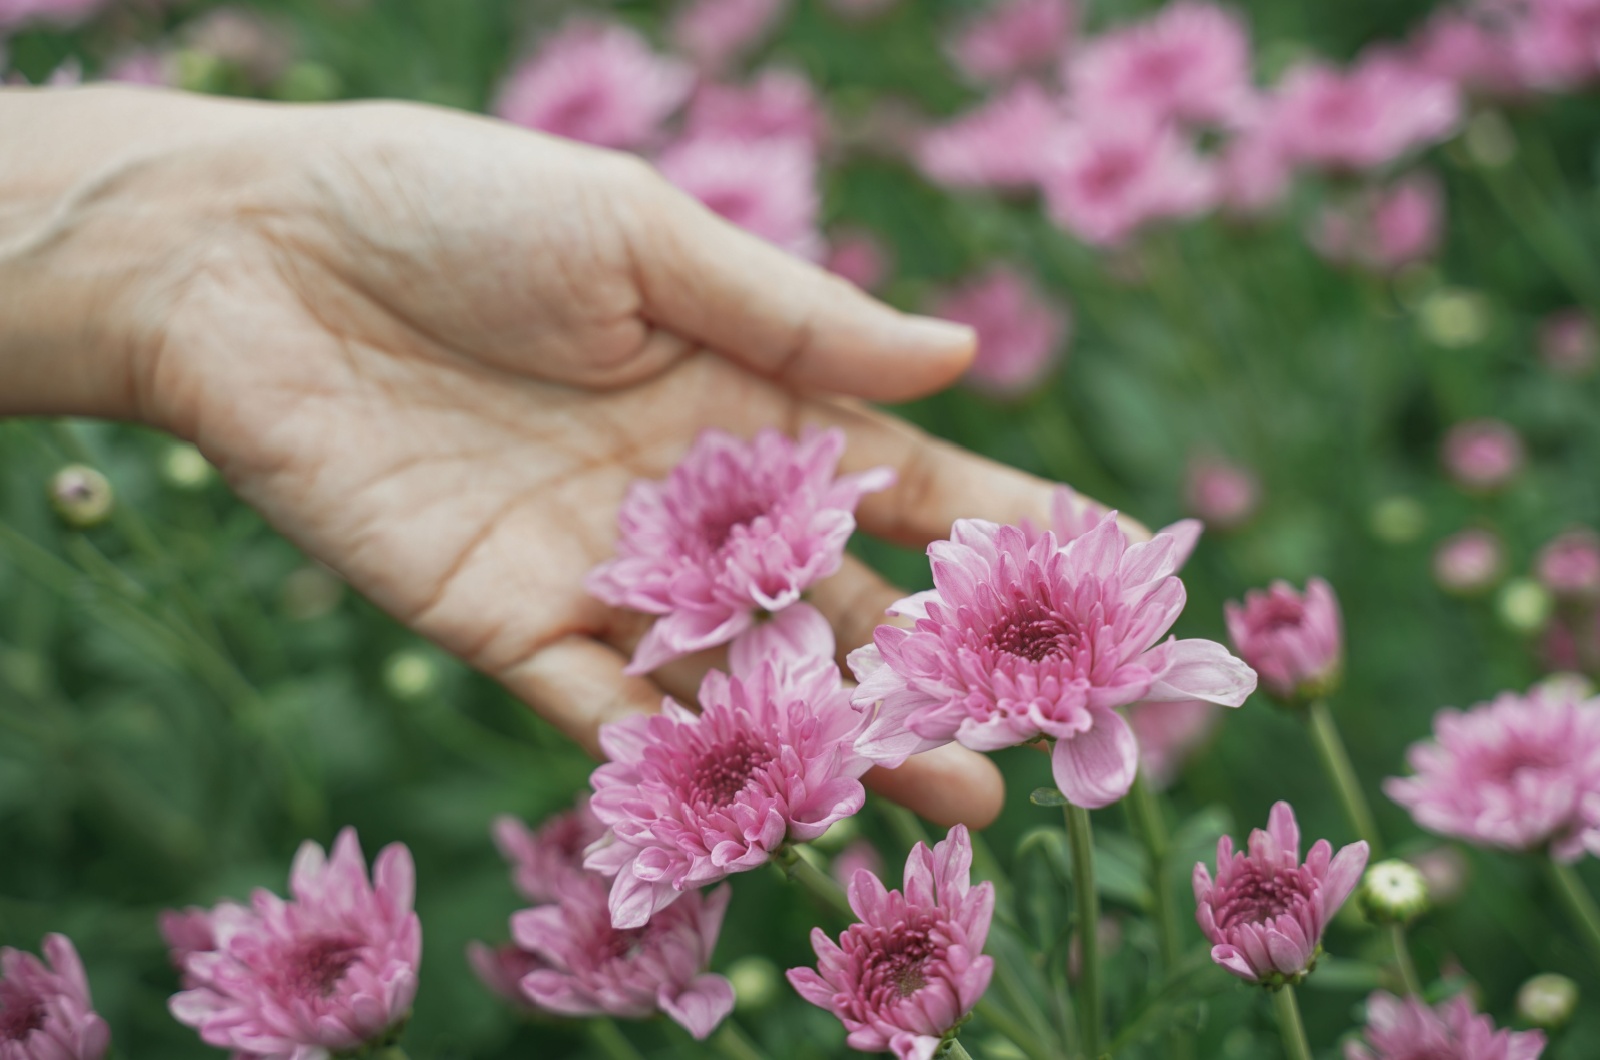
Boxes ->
[492,795,606,905]
[1067,1,1255,129]
[586,427,891,674]
[513,875,734,1038]
[1385,684,1600,861]
[586,645,872,928]
[1224,578,1343,704]
[1538,308,1598,378]
[494,20,693,150]
[466,940,549,1008]
[671,0,787,71]
[1537,530,1600,600]
[916,81,1065,190]
[1409,10,1528,100]
[1128,699,1221,791]
[657,133,824,259]
[1193,802,1369,985]
[849,514,1256,808]
[1184,455,1259,531]
[0,934,110,1060]
[1433,528,1505,595]
[1042,118,1219,247]
[930,266,1070,398]
[1314,174,1443,274]
[1345,991,1546,1060]
[168,828,422,1059]
[686,69,828,149]
[1442,418,1525,492]
[788,825,994,1060]
[948,0,1076,83]
[825,229,891,292]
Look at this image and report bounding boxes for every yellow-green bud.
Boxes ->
[727,956,780,1012]
[162,443,214,490]
[49,465,114,528]
[1496,578,1552,635]
[383,650,439,700]
[1516,973,1577,1030]
[1369,496,1426,545]
[1358,859,1430,926]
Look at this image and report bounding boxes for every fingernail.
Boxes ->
[899,315,977,354]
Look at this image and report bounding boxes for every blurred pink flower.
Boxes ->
[586,428,890,673]
[1509,0,1600,90]
[514,875,734,1038]
[916,81,1064,190]
[1184,455,1259,530]
[686,69,828,148]
[1406,846,1470,905]
[1409,9,1528,99]
[1218,117,1294,214]
[1225,578,1343,704]
[788,825,994,1060]
[104,50,172,85]
[1345,991,1545,1060]
[825,229,891,291]
[1266,52,1461,173]
[1034,485,1203,566]
[1537,530,1600,600]
[182,6,296,86]
[1041,118,1219,246]
[1193,801,1369,985]
[1314,174,1444,273]
[1543,612,1600,674]
[930,266,1069,397]
[1538,308,1598,377]
[830,839,886,888]
[849,515,1255,808]
[657,133,824,259]
[1067,1,1255,128]
[466,940,548,1008]
[492,795,606,905]
[949,0,1076,83]
[671,0,787,71]
[586,647,870,928]
[0,934,110,1060]
[1442,418,1525,492]
[494,20,693,150]
[1128,699,1221,790]
[0,0,102,30]
[1386,683,1600,861]
[1432,529,1506,595]
[168,829,421,1060]
[158,908,216,987]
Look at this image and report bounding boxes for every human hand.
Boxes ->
[1,87,1112,828]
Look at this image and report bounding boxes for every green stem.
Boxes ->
[1306,699,1382,854]
[944,1040,974,1060]
[1064,805,1102,1059]
[1270,986,1314,1060]
[1546,859,1600,972]
[1390,924,1422,997]
[772,845,855,922]
[586,1018,646,1060]
[973,997,1055,1060]
[712,1022,770,1060]
[1129,774,1192,1060]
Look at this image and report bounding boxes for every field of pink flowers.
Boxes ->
[4,0,1600,1057]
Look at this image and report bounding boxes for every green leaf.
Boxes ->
[1029,786,1070,806]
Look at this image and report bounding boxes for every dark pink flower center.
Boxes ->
[593,924,649,965]
[1212,864,1315,931]
[850,912,942,1007]
[0,987,45,1042]
[1251,597,1306,635]
[988,603,1082,663]
[1131,45,1186,90]
[687,733,776,808]
[278,935,364,999]
[1479,741,1572,785]
[699,188,762,229]
[1081,147,1143,200]
[543,87,607,136]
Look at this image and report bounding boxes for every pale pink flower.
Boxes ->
[686,69,828,149]
[657,133,824,259]
[1266,52,1461,173]
[830,840,886,888]
[0,0,102,30]
[1218,117,1294,214]
[494,20,693,150]
[1538,308,1598,377]
[0,934,110,1060]
[104,50,172,86]
[916,81,1064,190]
[1067,1,1255,129]
[492,795,606,905]
[1184,455,1259,529]
[1225,578,1343,704]
[1344,991,1546,1060]
[1433,529,1506,595]
[586,428,891,674]
[825,229,891,292]
[514,874,734,1038]
[671,0,787,72]
[849,515,1256,808]
[1314,174,1444,273]
[949,0,1076,83]
[1041,118,1219,246]
[1034,484,1203,566]
[1409,10,1528,99]
[1509,0,1600,90]
[586,643,872,928]
[788,825,994,1060]
[930,266,1070,397]
[1537,530,1600,600]
[1193,801,1369,984]
[168,828,421,1060]
[1442,418,1525,491]
[1128,700,1221,790]
[1385,684,1600,861]
[158,908,216,986]
[466,940,548,1007]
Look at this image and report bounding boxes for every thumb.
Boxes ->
[626,171,977,403]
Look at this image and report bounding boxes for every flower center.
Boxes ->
[0,989,45,1042]
[688,733,776,808]
[697,498,770,552]
[989,605,1079,663]
[280,935,364,999]
[1213,865,1313,931]
[854,912,941,1005]
[1253,597,1306,634]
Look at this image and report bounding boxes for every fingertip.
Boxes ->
[820,313,975,404]
[865,744,1005,830]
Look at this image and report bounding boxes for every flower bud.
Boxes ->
[727,956,780,1012]
[1539,308,1597,378]
[383,649,439,700]
[49,465,113,528]
[1432,529,1504,596]
[1224,578,1342,706]
[161,443,214,490]
[1419,288,1491,349]
[1185,456,1260,531]
[1442,419,1523,492]
[1357,859,1430,925]
[1497,578,1552,635]
[1536,530,1600,601]
[1370,496,1426,545]
[1516,973,1578,1030]
[1407,846,1469,906]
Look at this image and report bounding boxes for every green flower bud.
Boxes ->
[1496,578,1552,635]
[1516,973,1578,1030]
[49,465,114,528]
[162,443,214,490]
[728,956,780,1012]
[1370,496,1426,545]
[383,650,439,700]
[1358,859,1430,926]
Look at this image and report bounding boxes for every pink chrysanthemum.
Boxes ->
[1224,578,1343,704]
[1193,801,1369,985]
[916,81,1065,190]
[656,133,824,259]
[158,908,216,988]
[1128,699,1221,790]
[1067,1,1256,129]
[494,20,693,150]
[1442,418,1525,492]
[0,934,110,1060]
[849,514,1256,808]
[492,796,606,905]
[512,875,734,1039]
[1433,528,1505,595]
[1041,118,1219,247]
[1035,484,1202,564]
[1537,529,1600,600]
[686,69,828,149]
[1314,174,1444,274]
[168,828,422,1060]
[671,0,787,71]
[1409,9,1528,100]
[1539,308,1598,378]
[586,641,872,928]
[948,0,1076,83]
[1509,0,1600,90]
[1344,990,1546,1060]
[1385,685,1600,861]
[788,825,994,1060]
[930,266,1071,398]
[825,229,891,292]
[1184,455,1260,529]
[587,428,890,673]
[0,0,103,30]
